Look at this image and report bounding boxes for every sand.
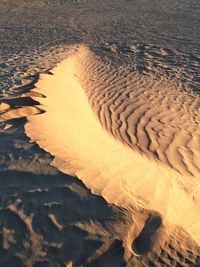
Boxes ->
[1,44,200,266]
[1,0,200,266]
[22,44,200,242]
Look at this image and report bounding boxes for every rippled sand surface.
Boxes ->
[0,1,200,266]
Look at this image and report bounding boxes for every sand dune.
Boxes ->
[1,0,200,265]
[1,44,200,263]
[4,44,197,244]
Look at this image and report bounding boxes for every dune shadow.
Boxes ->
[0,169,127,267]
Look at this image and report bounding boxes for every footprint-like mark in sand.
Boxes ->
[131,213,162,255]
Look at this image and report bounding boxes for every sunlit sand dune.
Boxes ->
[2,45,200,253]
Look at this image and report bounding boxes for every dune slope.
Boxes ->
[1,45,200,261]
[18,45,200,247]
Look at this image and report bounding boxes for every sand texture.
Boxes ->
[1,44,200,266]
[23,44,200,240]
[1,0,200,266]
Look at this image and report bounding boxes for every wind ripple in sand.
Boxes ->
[77,48,200,177]
[2,45,200,254]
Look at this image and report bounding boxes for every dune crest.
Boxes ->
[20,45,200,246]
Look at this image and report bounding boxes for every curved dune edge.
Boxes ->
[22,45,200,246]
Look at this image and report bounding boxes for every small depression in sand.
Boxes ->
[1,44,200,260]
[131,212,162,256]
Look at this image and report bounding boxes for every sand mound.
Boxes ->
[2,45,200,251]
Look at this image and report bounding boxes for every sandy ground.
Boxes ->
[0,1,200,266]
